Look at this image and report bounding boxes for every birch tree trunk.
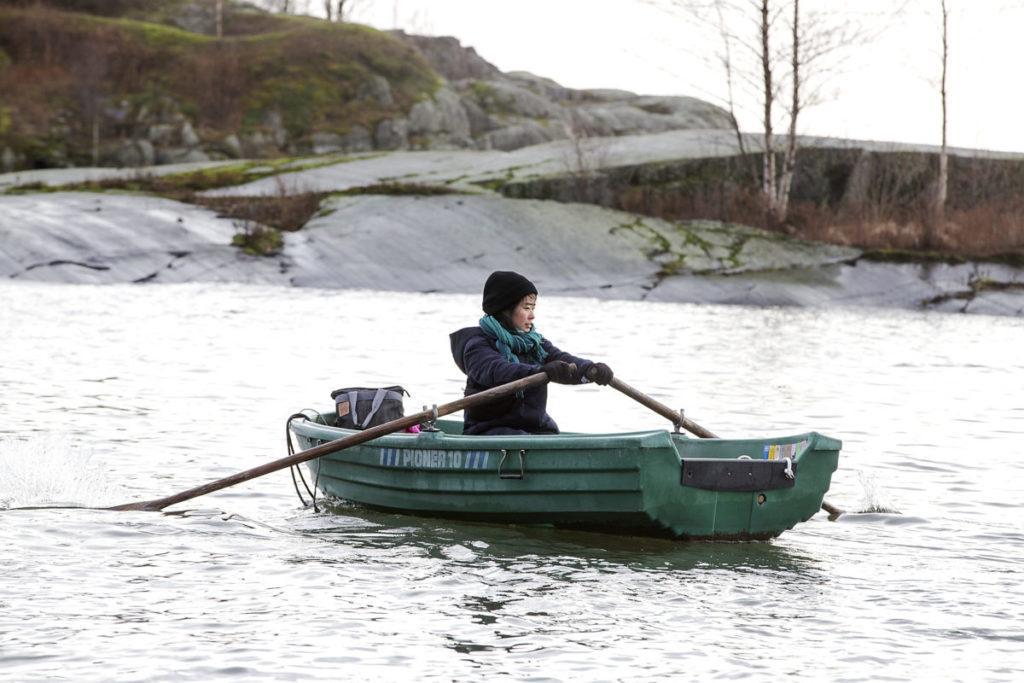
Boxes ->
[932,0,949,249]
[672,0,872,227]
[759,0,776,215]
[215,0,223,38]
[775,0,800,222]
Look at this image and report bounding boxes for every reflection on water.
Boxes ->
[1,281,1023,680]
[299,504,823,576]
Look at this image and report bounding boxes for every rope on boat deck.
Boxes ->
[286,411,322,512]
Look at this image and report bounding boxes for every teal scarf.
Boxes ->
[479,315,549,365]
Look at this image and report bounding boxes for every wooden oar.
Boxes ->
[608,377,718,438]
[110,372,549,512]
[606,376,845,518]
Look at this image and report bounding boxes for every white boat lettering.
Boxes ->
[378,448,489,470]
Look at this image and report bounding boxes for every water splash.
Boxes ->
[0,435,119,510]
[857,469,902,514]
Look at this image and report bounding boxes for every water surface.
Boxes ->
[1,282,1022,681]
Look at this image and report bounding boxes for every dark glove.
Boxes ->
[543,361,578,384]
[586,362,614,385]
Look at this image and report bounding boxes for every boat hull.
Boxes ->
[290,418,841,540]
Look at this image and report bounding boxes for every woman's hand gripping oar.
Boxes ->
[109,372,550,512]
[592,371,845,519]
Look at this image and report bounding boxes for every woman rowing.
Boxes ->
[449,270,613,435]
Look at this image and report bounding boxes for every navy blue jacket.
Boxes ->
[450,326,594,435]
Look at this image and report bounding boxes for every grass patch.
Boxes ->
[231,221,282,256]
[983,252,1024,268]
[636,102,674,116]
[861,248,967,265]
[337,182,459,196]
[971,277,1015,293]
[6,154,358,197]
[4,159,329,234]
[39,164,273,200]
[3,180,49,194]
[197,191,327,232]
[471,177,507,192]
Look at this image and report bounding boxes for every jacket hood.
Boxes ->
[449,326,484,374]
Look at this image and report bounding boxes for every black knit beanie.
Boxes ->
[481,271,537,315]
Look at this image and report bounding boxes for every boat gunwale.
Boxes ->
[289,416,839,459]
[290,418,681,450]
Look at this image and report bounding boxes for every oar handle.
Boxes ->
[608,377,719,439]
[111,372,550,512]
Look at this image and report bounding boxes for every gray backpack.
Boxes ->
[330,386,408,429]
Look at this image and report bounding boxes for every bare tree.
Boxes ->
[658,0,878,224]
[215,0,224,38]
[326,0,354,21]
[264,0,309,13]
[712,0,755,184]
[754,0,857,223]
[931,0,949,248]
[774,0,800,220]
[698,0,803,223]
[758,0,777,215]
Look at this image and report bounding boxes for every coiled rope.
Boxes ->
[285,410,323,512]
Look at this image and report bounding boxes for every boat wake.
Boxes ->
[0,436,119,510]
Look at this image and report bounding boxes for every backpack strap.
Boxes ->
[359,388,389,428]
[347,391,361,426]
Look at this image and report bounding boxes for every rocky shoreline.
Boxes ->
[2,149,1021,315]
[3,3,1020,317]
[2,6,1021,318]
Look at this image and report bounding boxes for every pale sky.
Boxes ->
[329,0,1024,154]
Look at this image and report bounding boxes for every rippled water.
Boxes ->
[2,282,1022,681]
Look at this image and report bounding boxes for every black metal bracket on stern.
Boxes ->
[680,458,797,492]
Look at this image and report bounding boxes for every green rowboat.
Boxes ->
[289,415,841,540]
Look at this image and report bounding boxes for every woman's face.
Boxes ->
[510,294,537,333]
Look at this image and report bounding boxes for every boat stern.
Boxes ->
[640,432,841,540]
